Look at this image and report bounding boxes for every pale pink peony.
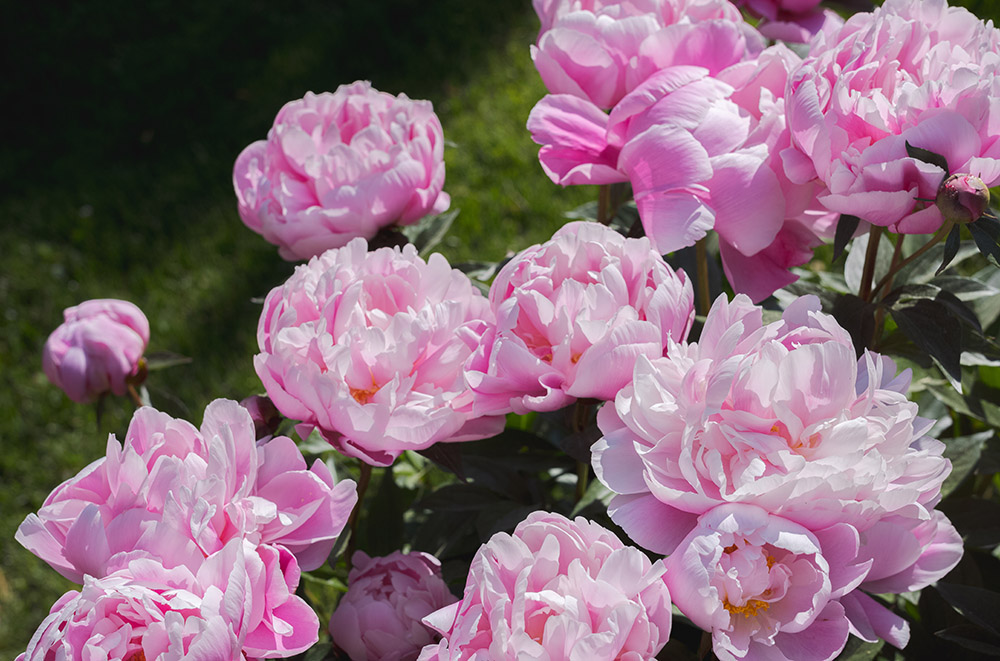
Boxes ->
[330,551,457,661]
[17,539,319,660]
[15,399,357,582]
[531,0,761,109]
[665,504,863,661]
[464,222,694,415]
[234,83,450,260]
[785,0,1000,234]
[592,294,954,556]
[255,238,504,466]
[42,298,150,404]
[417,511,672,661]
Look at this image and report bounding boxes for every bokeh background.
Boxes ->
[1,0,997,656]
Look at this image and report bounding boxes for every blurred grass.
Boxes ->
[0,1,587,654]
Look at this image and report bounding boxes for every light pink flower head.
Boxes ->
[42,298,150,404]
[256,238,504,466]
[16,399,357,582]
[465,221,694,415]
[531,0,761,109]
[418,511,672,661]
[786,0,1000,233]
[330,551,457,661]
[234,83,450,260]
[665,504,861,661]
[592,294,954,556]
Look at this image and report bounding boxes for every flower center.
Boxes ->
[350,376,381,404]
[724,598,770,617]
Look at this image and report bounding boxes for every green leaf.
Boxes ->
[834,636,883,661]
[937,224,962,275]
[940,430,995,498]
[831,294,876,357]
[845,232,893,296]
[143,350,193,371]
[302,642,334,661]
[417,443,465,479]
[938,497,1000,548]
[906,140,950,175]
[969,215,1000,268]
[887,295,964,386]
[833,214,861,262]
[399,208,459,256]
[570,478,613,517]
[935,584,1000,637]
[935,624,1000,656]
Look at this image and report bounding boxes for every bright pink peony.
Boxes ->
[42,298,150,404]
[16,399,357,582]
[417,511,672,661]
[255,238,504,466]
[785,0,1000,234]
[592,294,954,556]
[330,551,457,661]
[531,0,761,109]
[17,538,319,660]
[464,222,694,415]
[665,504,864,661]
[234,83,450,260]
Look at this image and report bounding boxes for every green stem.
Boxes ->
[346,462,373,570]
[597,184,611,224]
[869,221,954,302]
[695,238,711,316]
[858,225,883,301]
[572,400,592,502]
[872,236,905,348]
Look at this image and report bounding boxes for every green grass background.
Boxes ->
[2,0,997,656]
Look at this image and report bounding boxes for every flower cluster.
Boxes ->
[17,399,358,659]
[592,295,962,658]
[234,82,450,260]
[418,512,673,660]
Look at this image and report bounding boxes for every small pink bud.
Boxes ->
[936,173,990,224]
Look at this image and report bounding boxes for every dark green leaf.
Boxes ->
[564,200,599,221]
[418,443,465,480]
[834,636,883,661]
[844,231,893,296]
[935,584,1000,637]
[940,430,995,497]
[399,208,459,256]
[935,624,1000,656]
[888,297,964,385]
[937,224,963,275]
[833,214,861,262]
[362,467,412,557]
[906,140,950,174]
[416,483,500,513]
[831,294,876,357]
[143,350,193,371]
[969,216,1000,268]
[938,497,1000,548]
[302,642,334,661]
[557,423,602,464]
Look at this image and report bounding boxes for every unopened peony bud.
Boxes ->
[935,174,990,224]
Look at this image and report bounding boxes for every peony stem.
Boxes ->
[858,225,883,301]
[695,238,711,316]
[872,236,906,345]
[869,221,953,302]
[346,462,373,570]
[576,460,589,501]
[573,400,592,502]
[127,384,145,408]
[598,184,611,224]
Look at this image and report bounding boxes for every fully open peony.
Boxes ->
[256,238,504,466]
[465,221,694,414]
[42,298,150,404]
[417,511,672,661]
[234,82,450,260]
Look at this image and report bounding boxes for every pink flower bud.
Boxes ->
[42,299,150,403]
[936,173,990,224]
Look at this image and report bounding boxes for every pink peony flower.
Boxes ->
[16,399,357,582]
[234,83,450,260]
[665,504,861,661]
[592,294,954,556]
[465,221,693,415]
[42,298,150,404]
[330,551,457,661]
[417,511,672,661]
[785,0,1000,234]
[531,0,761,109]
[255,238,505,466]
[17,539,320,660]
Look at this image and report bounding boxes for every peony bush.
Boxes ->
[15,0,1000,659]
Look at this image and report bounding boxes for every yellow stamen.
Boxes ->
[724,599,770,617]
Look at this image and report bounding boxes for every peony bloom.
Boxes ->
[785,0,1000,234]
[42,298,150,404]
[255,238,505,466]
[417,511,672,661]
[330,551,457,661]
[465,221,694,414]
[592,295,954,556]
[16,399,357,582]
[17,539,320,660]
[234,83,450,260]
